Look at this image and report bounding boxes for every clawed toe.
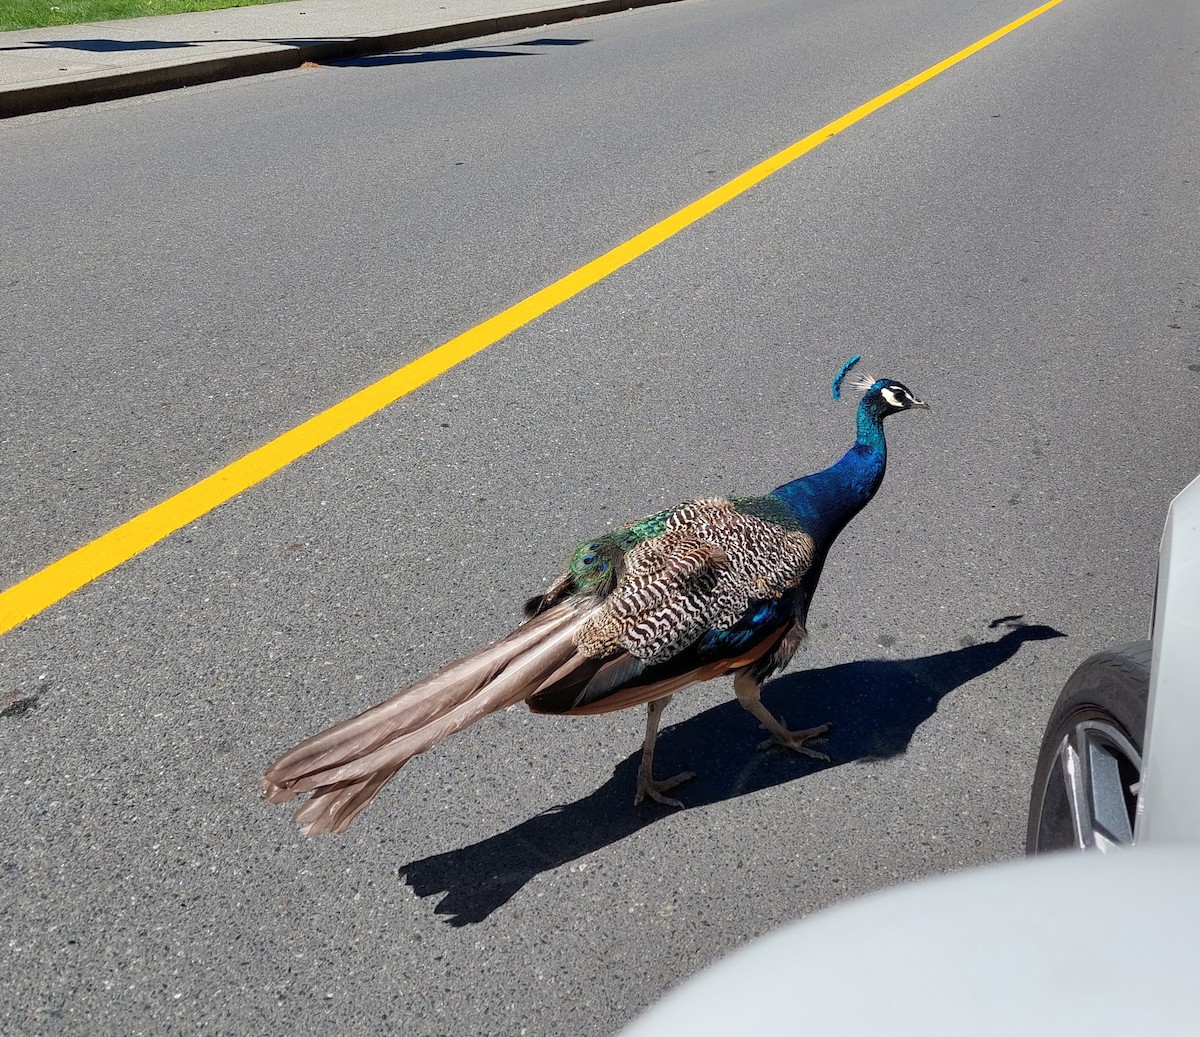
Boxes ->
[757,722,832,761]
[634,770,696,808]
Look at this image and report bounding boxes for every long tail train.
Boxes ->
[262,600,590,836]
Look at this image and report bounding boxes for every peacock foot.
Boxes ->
[758,722,832,761]
[634,770,697,809]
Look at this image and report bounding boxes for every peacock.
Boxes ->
[263,356,928,835]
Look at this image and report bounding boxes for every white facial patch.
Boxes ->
[880,386,907,408]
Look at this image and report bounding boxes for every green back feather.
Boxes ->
[729,494,808,531]
[565,508,673,593]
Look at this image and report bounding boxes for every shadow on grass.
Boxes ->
[398,620,1066,925]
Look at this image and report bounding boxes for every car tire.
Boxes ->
[1026,640,1151,854]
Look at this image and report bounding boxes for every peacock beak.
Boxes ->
[911,398,931,410]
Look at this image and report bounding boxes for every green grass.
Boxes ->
[1,0,293,32]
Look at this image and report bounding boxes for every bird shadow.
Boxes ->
[398,621,1066,925]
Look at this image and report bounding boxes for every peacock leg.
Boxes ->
[733,674,832,761]
[634,695,696,808]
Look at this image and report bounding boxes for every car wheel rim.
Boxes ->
[1049,719,1142,851]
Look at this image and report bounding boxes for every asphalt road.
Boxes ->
[2,0,1198,1033]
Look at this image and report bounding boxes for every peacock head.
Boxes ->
[832,355,930,416]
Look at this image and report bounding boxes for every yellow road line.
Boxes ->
[0,0,1065,637]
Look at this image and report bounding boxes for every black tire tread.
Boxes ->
[1025,640,1151,854]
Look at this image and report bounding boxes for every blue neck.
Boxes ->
[854,401,887,456]
[770,402,888,549]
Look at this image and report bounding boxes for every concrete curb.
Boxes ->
[0,0,685,119]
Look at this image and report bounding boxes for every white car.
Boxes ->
[621,475,1200,1037]
[1027,473,1200,852]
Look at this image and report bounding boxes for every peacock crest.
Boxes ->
[831,354,877,400]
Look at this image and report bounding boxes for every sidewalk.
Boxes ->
[0,0,680,119]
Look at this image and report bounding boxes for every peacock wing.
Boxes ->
[527,498,814,713]
[576,497,814,661]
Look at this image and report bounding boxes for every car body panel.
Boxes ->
[1137,473,1200,845]
[620,847,1200,1037]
